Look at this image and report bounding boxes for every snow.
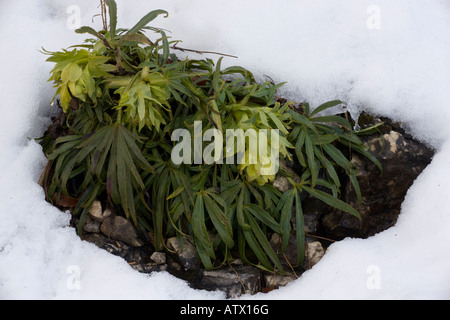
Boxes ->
[1,0,450,300]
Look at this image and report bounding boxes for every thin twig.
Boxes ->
[282,253,299,279]
[227,262,247,295]
[100,0,107,31]
[92,13,101,24]
[171,43,238,59]
[305,233,336,243]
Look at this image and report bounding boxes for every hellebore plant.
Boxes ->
[40,0,381,272]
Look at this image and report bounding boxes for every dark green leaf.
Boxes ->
[294,127,306,167]
[313,146,341,188]
[279,190,294,251]
[350,143,383,173]
[349,171,362,204]
[105,0,117,39]
[126,10,169,35]
[75,26,101,39]
[303,186,360,219]
[245,211,285,273]
[159,30,170,65]
[222,66,255,84]
[212,57,223,93]
[304,133,318,187]
[310,133,338,145]
[236,190,251,230]
[322,144,352,172]
[310,100,343,116]
[294,190,305,266]
[288,109,316,131]
[117,33,152,46]
[311,115,352,130]
[204,194,234,248]
[192,194,212,249]
[244,203,280,233]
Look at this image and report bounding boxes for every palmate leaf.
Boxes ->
[242,210,285,273]
[190,190,234,266]
[191,193,215,268]
[222,181,285,272]
[203,192,234,249]
[106,125,154,225]
[48,124,154,225]
[275,186,306,267]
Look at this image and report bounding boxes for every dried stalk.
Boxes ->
[100,0,108,31]
[171,42,238,59]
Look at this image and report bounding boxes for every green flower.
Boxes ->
[115,75,170,131]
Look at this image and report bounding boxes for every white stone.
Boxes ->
[150,252,166,265]
[88,201,112,223]
[306,241,325,267]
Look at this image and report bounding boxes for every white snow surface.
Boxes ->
[1,0,450,300]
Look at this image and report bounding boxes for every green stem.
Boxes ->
[117,109,123,124]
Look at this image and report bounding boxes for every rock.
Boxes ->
[81,233,151,265]
[100,216,145,247]
[321,127,434,239]
[264,273,297,289]
[272,176,291,193]
[301,199,322,234]
[272,159,302,193]
[270,233,299,268]
[150,252,166,265]
[166,254,183,272]
[229,258,244,266]
[131,263,168,273]
[270,234,326,271]
[195,265,261,298]
[166,237,200,271]
[83,216,101,233]
[88,200,112,223]
[303,241,325,269]
[81,233,108,248]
